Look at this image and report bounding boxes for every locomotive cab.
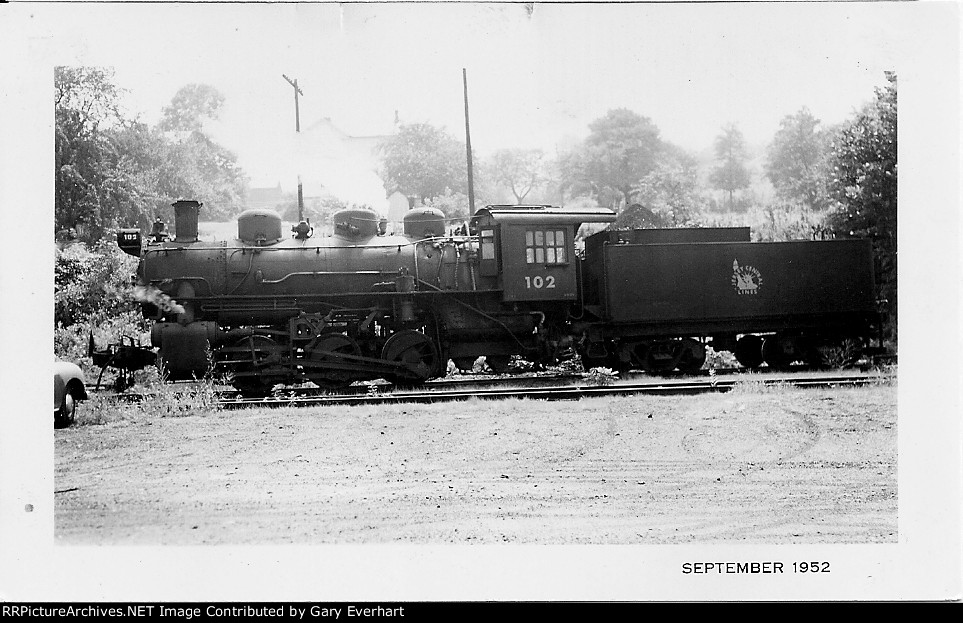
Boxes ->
[470,205,616,303]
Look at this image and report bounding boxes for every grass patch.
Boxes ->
[75,374,222,427]
[728,377,790,394]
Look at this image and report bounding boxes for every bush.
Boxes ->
[704,346,738,370]
[55,239,150,379]
[696,202,827,242]
[55,310,151,380]
[75,377,221,427]
[818,339,864,370]
[583,367,618,386]
[56,239,141,327]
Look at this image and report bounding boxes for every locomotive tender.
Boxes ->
[117,199,880,394]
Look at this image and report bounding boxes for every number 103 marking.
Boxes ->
[524,275,556,289]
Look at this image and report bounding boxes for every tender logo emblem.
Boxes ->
[731,259,762,295]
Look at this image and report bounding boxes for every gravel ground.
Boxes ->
[54,383,897,545]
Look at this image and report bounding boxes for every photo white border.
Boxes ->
[0,0,959,602]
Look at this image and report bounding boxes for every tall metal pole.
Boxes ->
[282,74,305,221]
[462,68,476,217]
[282,74,303,132]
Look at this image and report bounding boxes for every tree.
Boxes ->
[765,108,832,211]
[627,145,706,227]
[378,123,468,204]
[710,123,752,210]
[55,66,157,241]
[426,189,471,222]
[155,84,248,221]
[825,72,897,341]
[486,148,546,204]
[560,109,663,211]
[55,72,250,239]
[157,83,225,132]
[157,133,248,221]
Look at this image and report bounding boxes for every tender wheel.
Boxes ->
[54,392,77,429]
[641,341,682,374]
[306,334,362,390]
[677,338,707,373]
[763,334,803,369]
[382,330,439,385]
[735,334,765,369]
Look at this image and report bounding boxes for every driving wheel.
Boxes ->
[230,335,281,396]
[382,330,439,385]
[306,333,362,390]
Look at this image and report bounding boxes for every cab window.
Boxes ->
[524,229,567,265]
[480,228,496,260]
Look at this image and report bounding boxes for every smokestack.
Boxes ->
[173,199,202,243]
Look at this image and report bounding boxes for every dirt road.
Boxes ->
[54,383,897,545]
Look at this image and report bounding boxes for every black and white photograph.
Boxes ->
[0,0,959,603]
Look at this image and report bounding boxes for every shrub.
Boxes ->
[583,367,618,386]
[55,239,140,328]
[55,310,151,380]
[704,346,738,370]
[55,239,151,380]
[74,363,223,426]
[818,339,863,370]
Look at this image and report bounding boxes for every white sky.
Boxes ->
[21,2,914,192]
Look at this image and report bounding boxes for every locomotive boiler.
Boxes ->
[117,199,882,395]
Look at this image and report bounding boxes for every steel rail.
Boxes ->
[216,373,885,410]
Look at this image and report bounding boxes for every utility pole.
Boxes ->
[282,74,305,221]
[462,68,476,216]
[282,74,303,132]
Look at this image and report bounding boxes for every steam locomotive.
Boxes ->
[114,199,881,395]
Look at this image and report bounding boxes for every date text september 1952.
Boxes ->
[682,562,831,574]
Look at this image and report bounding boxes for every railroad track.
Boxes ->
[216,371,889,409]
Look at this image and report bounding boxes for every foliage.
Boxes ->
[765,107,833,211]
[486,148,547,204]
[55,67,125,132]
[583,367,618,386]
[696,199,825,242]
[817,340,864,370]
[55,240,150,378]
[824,72,897,340]
[621,146,707,227]
[55,68,249,241]
[704,346,738,371]
[55,67,154,241]
[729,378,788,394]
[709,123,752,210]
[560,109,663,211]
[756,202,828,242]
[55,240,141,328]
[157,84,225,132]
[378,123,468,203]
[158,132,249,222]
[76,376,221,427]
[154,84,248,222]
[55,310,151,381]
[425,189,471,222]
